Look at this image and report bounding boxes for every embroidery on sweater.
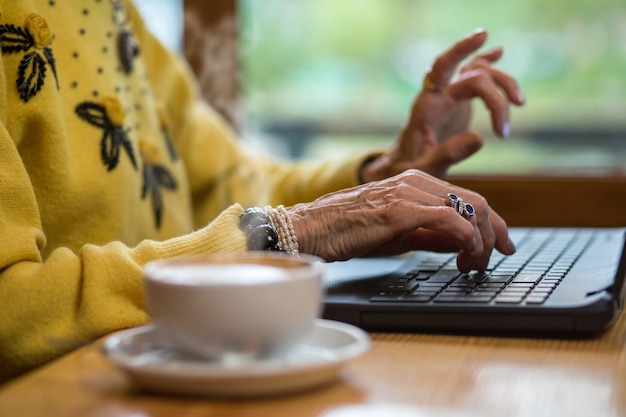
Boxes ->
[111,0,140,74]
[75,98,138,171]
[140,139,178,229]
[156,102,178,161]
[0,14,59,102]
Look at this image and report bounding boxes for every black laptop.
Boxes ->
[322,227,626,337]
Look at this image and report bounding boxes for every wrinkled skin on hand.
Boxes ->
[289,169,516,272]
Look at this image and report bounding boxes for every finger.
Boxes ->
[459,194,516,271]
[456,207,486,272]
[464,61,526,105]
[488,209,516,255]
[384,179,479,254]
[427,131,484,169]
[400,172,513,271]
[453,200,493,272]
[427,28,488,86]
[406,205,478,255]
[464,47,504,68]
[447,71,510,138]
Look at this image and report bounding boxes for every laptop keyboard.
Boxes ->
[371,229,595,305]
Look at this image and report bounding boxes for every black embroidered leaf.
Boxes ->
[0,24,33,53]
[153,165,177,190]
[161,128,178,161]
[118,129,138,169]
[17,51,46,102]
[43,47,59,89]
[141,163,177,229]
[75,101,138,171]
[101,131,120,171]
[141,164,163,228]
[75,102,109,128]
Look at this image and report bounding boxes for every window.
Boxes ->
[238,0,626,176]
[134,0,183,52]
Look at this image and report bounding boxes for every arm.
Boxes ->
[0,117,246,380]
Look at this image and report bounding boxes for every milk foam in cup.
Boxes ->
[143,253,325,362]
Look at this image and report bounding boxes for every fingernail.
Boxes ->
[507,237,516,254]
[502,121,510,138]
[517,91,526,105]
[472,28,487,36]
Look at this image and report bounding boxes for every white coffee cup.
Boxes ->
[143,252,325,362]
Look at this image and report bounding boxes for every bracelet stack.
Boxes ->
[239,205,299,256]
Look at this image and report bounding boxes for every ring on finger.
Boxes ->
[422,72,446,93]
[446,193,463,213]
[446,193,475,219]
[463,202,475,219]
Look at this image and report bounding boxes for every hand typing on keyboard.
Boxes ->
[288,169,517,272]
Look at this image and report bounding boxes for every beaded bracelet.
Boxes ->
[239,206,299,256]
[265,205,299,256]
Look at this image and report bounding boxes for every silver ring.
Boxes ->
[447,193,475,219]
[446,193,462,213]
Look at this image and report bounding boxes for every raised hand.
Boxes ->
[361,29,526,181]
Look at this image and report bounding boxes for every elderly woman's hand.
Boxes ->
[361,29,526,182]
[288,169,516,272]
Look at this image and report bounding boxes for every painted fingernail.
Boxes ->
[472,28,487,36]
[502,121,510,138]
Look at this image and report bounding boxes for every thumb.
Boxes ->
[432,131,484,166]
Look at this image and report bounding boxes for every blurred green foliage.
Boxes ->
[240,0,626,127]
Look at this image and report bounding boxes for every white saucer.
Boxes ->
[102,319,371,397]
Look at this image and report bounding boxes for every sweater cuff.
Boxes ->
[153,204,247,258]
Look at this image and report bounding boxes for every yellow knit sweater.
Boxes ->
[0,0,371,382]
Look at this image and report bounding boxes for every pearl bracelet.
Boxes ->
[239,206,299,256]
[265,205,299,256]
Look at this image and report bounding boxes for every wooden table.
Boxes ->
[1,312,626,417]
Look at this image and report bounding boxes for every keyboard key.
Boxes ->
[525,294,548,304]
[512,274,543,284]
[441,287,469,293]
[420,282,447,287]
[478,282,505,289]
[412,272,433,281]
[410,289,440,297]
[381,282,418,292]
[470,290,498,297]
[449,282,476,289]
[495,295,525,304]
[507,282,535,288]
[484,275,512,283]
[428,270,460,283]
[435,295,493,303]
[401,294,434,303]
[370,292,404,302]
[530,288,553,294]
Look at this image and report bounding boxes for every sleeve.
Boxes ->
[126,4,383,228]
[0,108,247,381]
[0,1,383,382]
